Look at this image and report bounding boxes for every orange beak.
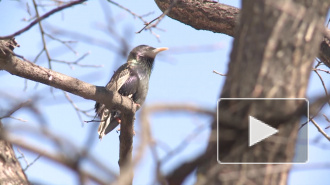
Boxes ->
[153,47,169,54]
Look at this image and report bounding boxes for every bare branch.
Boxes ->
[44,33,78,55]
[32,0,52,69]
[0,40,138,120]
[213,70,226,76]
[107,0,149,25]
[0,0,87,40]
[136,0,178,34]
[313,69,330,105]
[3,132,112,185]
[154,0,239,36]
[311,118,330,141]
[17,148,41,171]
[52,52,102,69]
[154,0,330,68]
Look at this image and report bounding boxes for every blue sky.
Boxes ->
[1,1,330,185]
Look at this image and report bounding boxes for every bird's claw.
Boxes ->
[115,117,122,124]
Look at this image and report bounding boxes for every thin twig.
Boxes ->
[213,70,226,76]
[107,0,148,25]
[161,123,209,164]
[313,69,330,105]
[311,118,330,141]
[7,135,109,185]
[0,0,87,40]
[32,0,52,69]
[4,124,118,182]
[313,68,330,74]
[63,91,94,126]
[52,52,102,69]
[136,0,178,34]
[138,103,214,184]
[45,33,78,55]
[0,100,33,119]
[136,15,163,34]
[17,148,42,171]
[323,114,330,129]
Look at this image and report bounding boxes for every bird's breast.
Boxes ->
[134,75,149,105]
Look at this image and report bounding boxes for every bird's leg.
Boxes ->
[115,117,122,133]
[116,117,122,124]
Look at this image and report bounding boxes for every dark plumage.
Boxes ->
[95,45,168,139]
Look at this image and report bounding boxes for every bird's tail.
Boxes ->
[98,109,121,139]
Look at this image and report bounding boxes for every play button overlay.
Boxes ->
[217,98,308,164]
[249,116,278,147]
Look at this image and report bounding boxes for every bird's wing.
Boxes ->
[118,69,139,98]
[95,64,140,139]
[106,64,131,92]
[106,64,140,98]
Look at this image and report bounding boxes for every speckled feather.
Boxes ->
[94,45,168,139]
[95,64,140,139]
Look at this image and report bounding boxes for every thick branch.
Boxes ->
[154,0,330,67]
[0,122,29,185]
[155,0,239,36]
[0,40,137,116]
[154,0,330,184]
[118,111,135,185]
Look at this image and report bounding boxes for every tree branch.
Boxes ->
[0,39,137,121]
[118,111,135,185]
[154,0,330,67]
[0,0,87,40]
[175,0,329,184]
[154,0,239,36]
[0,122,29,185]
[0,39,139,183]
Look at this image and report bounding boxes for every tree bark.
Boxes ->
[154,0,330,68]
[0,121,29,185]
[0,40,138,115]
[118,112,135,185]
[157,0,329,184]
[195,0,329,184]
[155,0,239,36]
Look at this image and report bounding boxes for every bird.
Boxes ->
[95,45,168,139]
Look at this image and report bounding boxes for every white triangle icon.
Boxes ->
[249,116,278,147]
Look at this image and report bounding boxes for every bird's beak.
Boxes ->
[153,47,169,54]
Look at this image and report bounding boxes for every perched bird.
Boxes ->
[95,45,168,139]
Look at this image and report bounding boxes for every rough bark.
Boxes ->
[0,121,29,185]
[196,0,329,185]
[155,0,239,36]
[154,0,330,68]
[159,0,330,184]
[118,111,135,185]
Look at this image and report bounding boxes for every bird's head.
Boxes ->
[127,45,168,69]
